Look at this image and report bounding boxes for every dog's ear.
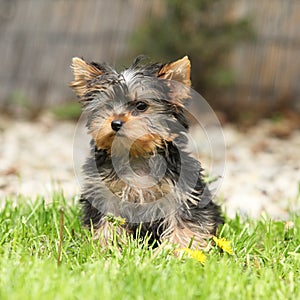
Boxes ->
[157,56,191,87]
[70,57,104,97]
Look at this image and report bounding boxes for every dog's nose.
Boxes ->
[111,120,123,132]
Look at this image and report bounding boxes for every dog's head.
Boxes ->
[70,56,191,157]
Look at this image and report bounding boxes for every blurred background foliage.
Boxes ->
[129,0,254,98]
[0,0,299,124]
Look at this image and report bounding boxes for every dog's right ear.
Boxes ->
[70,57,104,97]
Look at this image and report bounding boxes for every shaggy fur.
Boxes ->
[70,56,223,249]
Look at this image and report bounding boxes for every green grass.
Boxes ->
[0,194,299,300]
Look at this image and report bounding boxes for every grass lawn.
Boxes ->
[0,193,299,300]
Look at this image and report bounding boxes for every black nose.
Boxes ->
[111,120,123,132]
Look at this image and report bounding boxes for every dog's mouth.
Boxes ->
[114,131,126,138]
[100,133,163,158]
[114,133,155,150]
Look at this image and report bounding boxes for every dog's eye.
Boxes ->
[135,101,148,112]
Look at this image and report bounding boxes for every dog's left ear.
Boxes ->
[70,57,104,97]
[157,56,191,87]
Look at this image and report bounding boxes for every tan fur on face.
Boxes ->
[89,115,116,150]
[90,114,172,157]
[129,134,164,158]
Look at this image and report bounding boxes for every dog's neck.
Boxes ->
[93,141,182,190]
[90,139,202,206]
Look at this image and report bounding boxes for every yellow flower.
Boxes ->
[178,248,206,264]
[104,214,126,226]
[213,236,233,255]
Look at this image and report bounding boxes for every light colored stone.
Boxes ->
[0,114,299,219]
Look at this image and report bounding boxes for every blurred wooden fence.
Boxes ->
[0,0,153,110]
[0,0,299,115]
[227,0,300,115]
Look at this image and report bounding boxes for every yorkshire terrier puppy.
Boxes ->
[70,56,223,249]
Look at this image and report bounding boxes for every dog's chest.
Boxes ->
[102,156,173,203]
